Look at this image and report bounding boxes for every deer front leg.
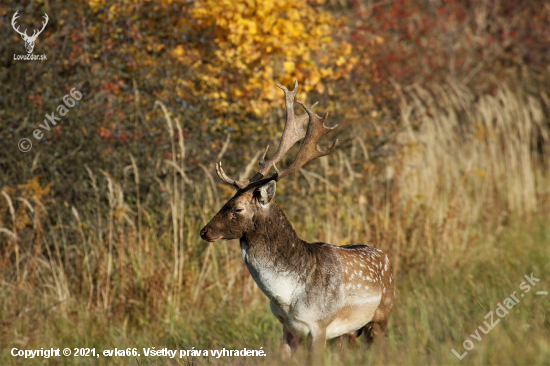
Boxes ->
[281,324,302,359]
[309,325,327,365]
[271,301,302,359]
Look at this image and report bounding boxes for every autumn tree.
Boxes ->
[86,0,356,138]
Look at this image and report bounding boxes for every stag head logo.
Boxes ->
[12,11,49,54]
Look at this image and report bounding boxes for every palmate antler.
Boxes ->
[216,81,339,190]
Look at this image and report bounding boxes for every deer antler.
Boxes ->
[11,11,28,38]
[216,81,339,189]
[276,100,338,179]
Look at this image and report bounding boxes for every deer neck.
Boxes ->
[239,201,311,309]
[239,201,308,272]
[240,201,301,257]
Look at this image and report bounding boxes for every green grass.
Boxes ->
[2,219,548,365]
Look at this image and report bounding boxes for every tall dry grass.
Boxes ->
[0,79,548,364]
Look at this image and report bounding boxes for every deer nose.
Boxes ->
[200,227,208,240]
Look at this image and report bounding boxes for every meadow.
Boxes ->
[2,78,549,365]
[1,1,549,365]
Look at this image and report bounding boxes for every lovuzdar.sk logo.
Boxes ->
[12,10,48,61]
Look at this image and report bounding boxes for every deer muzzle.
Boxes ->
[200,226,221,242]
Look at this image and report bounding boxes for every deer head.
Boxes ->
[200,81,339,242]
[12,11,49,54]
[200,181,277,242]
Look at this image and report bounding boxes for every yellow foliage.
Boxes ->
[183,0,351,118]
[17,176,52,202]
[341,41,352,56]
[283,61,296,73]
[86,0,354,129]
[172,45,185,57]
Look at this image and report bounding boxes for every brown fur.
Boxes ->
[200,184,395,359]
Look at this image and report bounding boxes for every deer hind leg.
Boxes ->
[361,288,394,349]
[329,330,360,355]
[361,321,388,349]
[360,307,391,350]
[346,330,360,347]
[329,335,344,354]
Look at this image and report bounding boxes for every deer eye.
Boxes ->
[235,208,244,213]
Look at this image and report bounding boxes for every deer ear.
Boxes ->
[258,180,276,207]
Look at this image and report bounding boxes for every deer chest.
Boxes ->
[240,240,303,312]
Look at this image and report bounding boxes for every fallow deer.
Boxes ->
[200,81,395,359]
